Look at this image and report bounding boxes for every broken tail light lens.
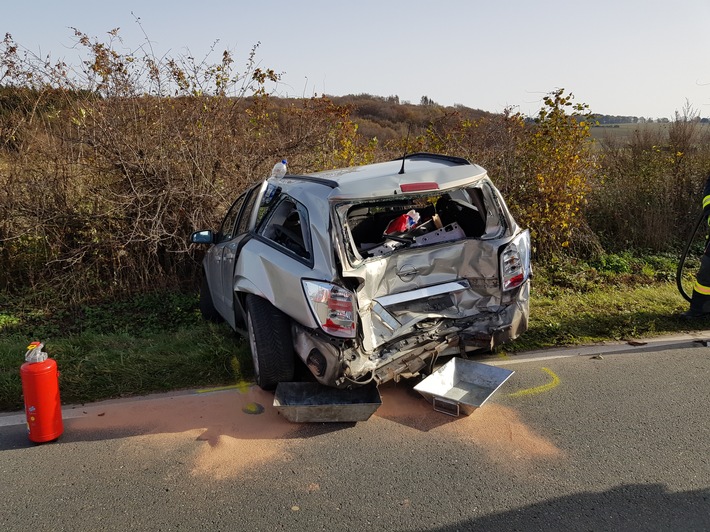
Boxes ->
[302,280,357,338]
[500,230,531,291]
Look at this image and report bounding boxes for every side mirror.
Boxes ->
[190,230,215,244]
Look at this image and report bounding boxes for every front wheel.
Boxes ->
[245,294,295,390]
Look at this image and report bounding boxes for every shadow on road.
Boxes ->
[432,483,710,531]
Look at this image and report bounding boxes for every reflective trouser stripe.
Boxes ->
[692,254,710,298]
[695,282,710,295]
[703,195,710,210]
[691,236,710,310]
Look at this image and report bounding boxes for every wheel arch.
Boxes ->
[232,278,271,329]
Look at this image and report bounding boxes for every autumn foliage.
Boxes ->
[408,91,599,258]
[2,30,710,303]
[0,31,374,299]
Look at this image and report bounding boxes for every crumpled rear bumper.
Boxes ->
[294,281,529,388]
[370,281,529,385]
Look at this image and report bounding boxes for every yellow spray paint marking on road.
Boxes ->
[195,384,242,394]
[507,367,560,398]
[195,381,252,394]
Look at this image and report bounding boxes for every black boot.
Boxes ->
[682,291,710,318]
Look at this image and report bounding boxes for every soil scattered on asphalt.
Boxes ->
[65,385,298,479]
[64,382,561,480]
[376,384,563,464]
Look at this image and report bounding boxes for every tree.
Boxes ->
[515,89,599,258]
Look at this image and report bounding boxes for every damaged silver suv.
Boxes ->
[191,153,531,390]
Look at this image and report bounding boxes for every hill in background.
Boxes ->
[321,93,710,147]
[325,93,493,144]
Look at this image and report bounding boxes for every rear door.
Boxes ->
[217,184,263,325]
[206,191,249,317]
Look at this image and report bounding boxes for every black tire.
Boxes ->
[199,275,224,323]
[245,294,295,390]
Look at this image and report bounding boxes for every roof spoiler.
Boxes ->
[393,152,471,166]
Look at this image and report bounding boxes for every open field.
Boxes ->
[591,121,710,145]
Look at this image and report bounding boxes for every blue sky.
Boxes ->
[5,0,710,119]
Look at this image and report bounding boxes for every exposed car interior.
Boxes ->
[345,190,489,259]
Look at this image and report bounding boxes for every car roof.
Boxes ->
[278,153,488,201]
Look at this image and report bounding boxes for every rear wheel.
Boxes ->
[246,294,295,390]
[199,275,223,323]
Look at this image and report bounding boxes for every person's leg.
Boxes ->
[687,253,710,316]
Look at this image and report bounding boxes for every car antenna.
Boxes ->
[398,125,411,175]
[398,153,407,175]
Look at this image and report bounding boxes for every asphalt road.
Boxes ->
[1,334,709,531]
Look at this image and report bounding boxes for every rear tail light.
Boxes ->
[501,230,531,291]
[302,280,357,338]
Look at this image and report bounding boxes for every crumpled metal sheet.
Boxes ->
[342,237,511,352]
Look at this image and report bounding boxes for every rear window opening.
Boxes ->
[342,185,502,260]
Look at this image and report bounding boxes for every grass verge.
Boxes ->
[1,254,707,412]
[506,282,699,352]
[0,292,252,412]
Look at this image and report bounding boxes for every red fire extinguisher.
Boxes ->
[20,341,64,443]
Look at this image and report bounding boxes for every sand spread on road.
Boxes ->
[65,385,298,479]
[64,383,561,480]
[376,384,563,465]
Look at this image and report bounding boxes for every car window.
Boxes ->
[218,192,248,243]
[236,186,260,235]
[259,197,311,260]
[217,185,261,243]
[253,182,281,230]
